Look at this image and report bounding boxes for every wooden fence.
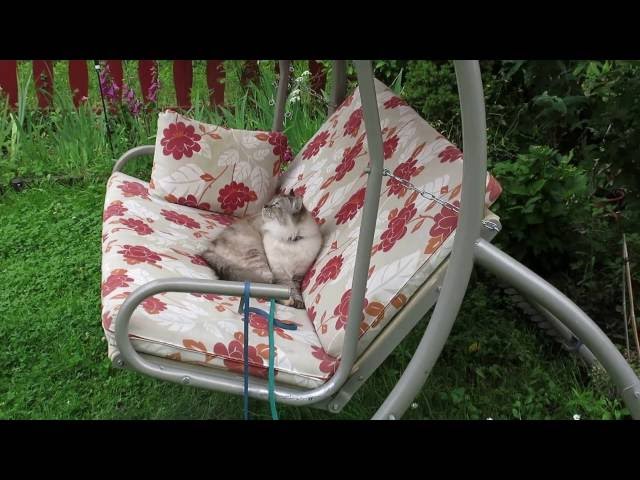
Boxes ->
[0,60,327,110]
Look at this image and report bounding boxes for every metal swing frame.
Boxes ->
[110,60,640,420]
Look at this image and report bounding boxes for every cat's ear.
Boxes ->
[292,195,304,212]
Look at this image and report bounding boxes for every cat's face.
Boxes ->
[262,193,304,224]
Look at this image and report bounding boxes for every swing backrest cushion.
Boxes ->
[278,79,503,357]
[149,110,292,217]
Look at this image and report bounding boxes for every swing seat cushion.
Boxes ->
[149,110,293,217]
[278,78,503,357]
[101,172,336,388]
[101,77,503,389]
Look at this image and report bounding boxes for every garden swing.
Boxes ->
[101,60,640,420]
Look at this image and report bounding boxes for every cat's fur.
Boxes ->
[201,193,322,309]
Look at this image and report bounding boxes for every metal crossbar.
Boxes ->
[381,168,501,232]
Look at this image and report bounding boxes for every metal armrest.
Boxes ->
[113,145,155,173]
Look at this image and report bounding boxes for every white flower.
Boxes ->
[572,414,581,420]
[486,417,493,420]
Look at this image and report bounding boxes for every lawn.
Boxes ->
[0,60,631,419]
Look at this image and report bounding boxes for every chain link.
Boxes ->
[382,169,501,232]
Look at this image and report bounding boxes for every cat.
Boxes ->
[201,192,322,309]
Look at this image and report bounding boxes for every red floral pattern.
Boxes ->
[343,108,363,137]
[104,200,127,220]
[387,158,422,197]
[335,187,366,224]
[383,134,399,160]
[301,264,316,292]
[380,203,417,252]
[429,201,459,237]
[301,130,330,160]
[311,346,339,375]
[268,131,293,175]
[190,292,223,301]
[249,313,292,340]
[119,218,153,235]
[438,145,462,163]
[217,181,258,214]
[142,296,167,314]
[315,255,344,286]
[213,337,267,378]
[102,268,133,297]
[166,194,211,211]
[151,111,288,216]
[118,181,149,199]
[118,245,162,266]
[200,212,234,226]
[334,138,364,181]
[161,209,201,229]
[334,289,368,331]
[160,121,202,160]
[486,174,502,203]
[307,305,317,323]
[384,96,407,109]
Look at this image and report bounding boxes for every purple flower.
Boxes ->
[147,65,160,103]
[122,84,142,117]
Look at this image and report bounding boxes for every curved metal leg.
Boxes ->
[372,61,489,420]
[112,145,155,173]
[474,239,640,419]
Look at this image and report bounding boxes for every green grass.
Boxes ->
[0,61,631,419]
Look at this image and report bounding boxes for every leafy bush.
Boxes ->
[394,60,640,339]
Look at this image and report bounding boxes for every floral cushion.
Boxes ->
[149,110,293,217]
[278,79,503,356]
[102,171,336,388]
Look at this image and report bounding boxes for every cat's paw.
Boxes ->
[277,297,305,309]
[277,297,295,307]
[292,298,305,310]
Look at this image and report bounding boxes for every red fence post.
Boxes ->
[173,60,193,110]
[206,60,225,108]
[0,60,18,108]
[309,60,326,94]
[138,60,158,104]
[68,60,89,108]
[33,60,54,109]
